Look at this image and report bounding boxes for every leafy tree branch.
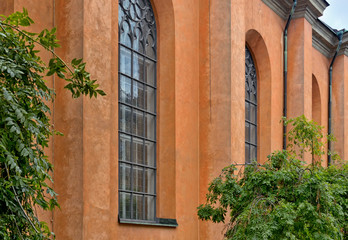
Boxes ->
[0,9,105,239]
[198,115,347,240]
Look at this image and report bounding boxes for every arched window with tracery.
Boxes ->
[118,0,157,221]
[245,46,257,163]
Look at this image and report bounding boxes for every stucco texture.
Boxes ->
[1,0,347,239]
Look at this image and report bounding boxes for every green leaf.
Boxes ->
[71,58,82,66]
[0,9,104,239]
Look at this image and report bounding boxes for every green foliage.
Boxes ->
[0,9,105,239]
[198,115,348,240]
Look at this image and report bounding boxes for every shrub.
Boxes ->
[198,115,347,240]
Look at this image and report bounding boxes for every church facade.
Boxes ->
[1,0,348,239]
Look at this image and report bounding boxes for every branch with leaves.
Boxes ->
[0,9,105,239]
[198,115,347,240]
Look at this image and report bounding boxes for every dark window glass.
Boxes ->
[245,46,257,163]
[118,0,157,221]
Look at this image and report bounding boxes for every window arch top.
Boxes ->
[118,0,157,59]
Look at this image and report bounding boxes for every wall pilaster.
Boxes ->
[53,0,84,239]
[199,0,245,238]
[332,55,348,161]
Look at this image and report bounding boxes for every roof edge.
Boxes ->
[262,0,348,58]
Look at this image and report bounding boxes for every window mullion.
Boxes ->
[245,46,257,164]
[119,0,157,222]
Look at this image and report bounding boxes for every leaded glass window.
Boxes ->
[245,46,257,163]
[118,0,157,221]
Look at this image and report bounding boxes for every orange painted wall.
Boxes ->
[332,55,348,161]
[312,48,330,166]
[1,0,347,239]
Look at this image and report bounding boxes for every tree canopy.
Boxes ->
[198,115,348,240]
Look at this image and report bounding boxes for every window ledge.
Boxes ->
[119,217,178,228]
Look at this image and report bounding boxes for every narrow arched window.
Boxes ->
[245,46,257,163]
[118,0,157,221]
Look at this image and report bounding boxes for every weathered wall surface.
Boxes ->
[312,48,330,166]
[1,0,347,239]
[332,55,348,161]
[199,0,238,238]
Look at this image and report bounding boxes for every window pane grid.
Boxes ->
[119,71,157,90]
[119,160,156,170]
[119,189,156,197]
[119,42,157,63]
[245,99,257,105]
[245,46,257,164]
[245,119,257,126]
[119,129,156,143]
[245,141,257,147]
[119,0,157,222]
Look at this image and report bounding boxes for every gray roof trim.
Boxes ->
[312,20,348,57]
[261,0,292,19]
[292,0,328,24]
[262,0,348,57]
[261,0,328,20]
[312,20,337,57]
[340,33,348,56]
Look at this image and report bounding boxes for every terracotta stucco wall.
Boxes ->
[1,0,347,239]
[332,55,348,161]
[199,0,238,238]
[312,48,330,166]
[198,0,285,238]
[244,0,285,159]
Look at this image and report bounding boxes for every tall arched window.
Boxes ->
[245,46,257,163]
[118,0,157,221]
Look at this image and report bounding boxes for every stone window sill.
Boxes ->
[118,217,178,228]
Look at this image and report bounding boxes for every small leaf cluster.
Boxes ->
[198,115,347,240]
[0,9,105,239]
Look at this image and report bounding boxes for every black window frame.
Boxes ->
[118,0,157,223]
[245,45,257,164]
